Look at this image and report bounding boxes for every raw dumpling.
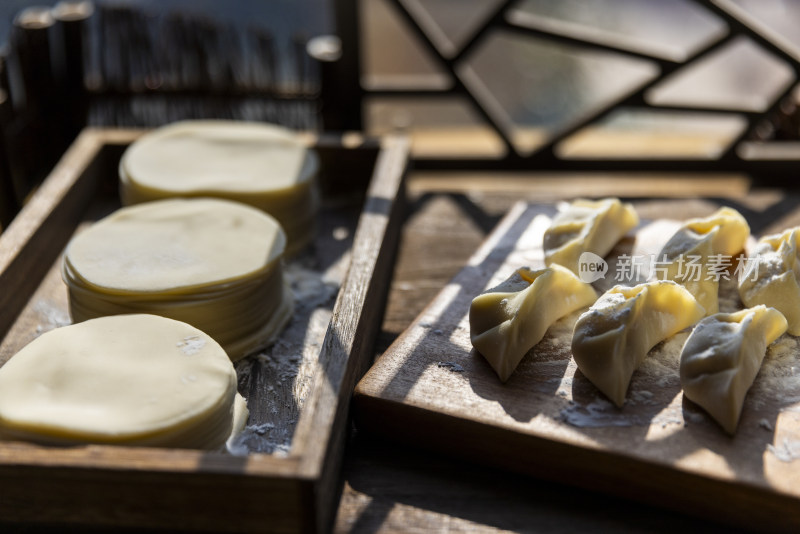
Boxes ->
[470,265,597,382]
[657,207,749,315]
[738,227,800,335]
[572,281,705,407]
[543,198,639,275]
[680,306,787,434]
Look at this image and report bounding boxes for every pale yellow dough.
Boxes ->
[63,198,293,360]
[543,198,639,275]
[680,306,786,434]
[0,315,245,449]
[572,281,705,407]
[470,265,597,382]
[738,227,800,335]
[120,120,319,256]
[66,197,285,293]
[658,207,749,315]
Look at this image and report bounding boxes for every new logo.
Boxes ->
[578,252,608,283]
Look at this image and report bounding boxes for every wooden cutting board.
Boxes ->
[354,200,800,532]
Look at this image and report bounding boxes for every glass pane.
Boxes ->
[359,0,451,90]
[513,0,726,61]
[399,0,506,57]
[461,31,658,154]
[557,109,747,159]
[365,97,507,158]
[646,36,794,112]
[729,0,800,57]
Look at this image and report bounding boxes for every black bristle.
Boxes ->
[82,3,318,130]
[0,1,322,213]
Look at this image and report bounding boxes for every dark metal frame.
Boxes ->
[328,0,800,181]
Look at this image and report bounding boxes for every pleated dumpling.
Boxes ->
[738,227,800,335]
[572,281,705,407]
[543,198,638,275]
[680,306,787,434]
[657,207,749,315]
[470,265,596,382]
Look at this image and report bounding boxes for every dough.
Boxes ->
[0,314,245,449]
[680,306,786,434]
[572,281,705,407]
[119,120,319,256]
[543,198,639,275]
[657,230,718,314]
[738,227,800,335]
[63,198,293,360]
[470,265,597,382]
[657,207,749,315]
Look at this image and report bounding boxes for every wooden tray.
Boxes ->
[355,200,800,532]
[0,128,408,532]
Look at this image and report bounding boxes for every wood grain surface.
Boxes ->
[354,197,800,532]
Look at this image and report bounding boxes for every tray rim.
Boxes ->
[0,127,409,532]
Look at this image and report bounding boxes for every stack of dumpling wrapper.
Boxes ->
[0,315,247,449]
[62,197,293,361]
[118,120,319,257]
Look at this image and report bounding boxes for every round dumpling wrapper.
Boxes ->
[0,314,239,447]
